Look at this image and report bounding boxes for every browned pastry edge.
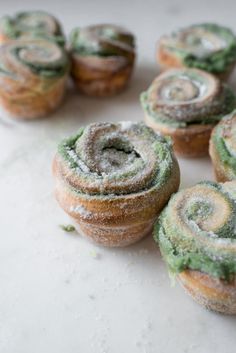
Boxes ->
[53,155,180,247]
[0,33,10,45]
[178,270,236,314]
[71,55,134,97]
[157,45,236,81]
[0,76,67,120]
[144,112,214,158]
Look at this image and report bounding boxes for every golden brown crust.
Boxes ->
[179,270,236,314]
[0,76,66,120]
[71,54,134,97]
[0,33,9,45]
[157,45,183,70]
[0,39,69,119]
[53,151,180,247]
[144,112,213,158]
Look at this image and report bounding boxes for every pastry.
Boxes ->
[53,122,180,247]
[0,10,65,46]
[157,23,236,80]
[210,110,236,181]
[69,24,135,96]
[154,180,236,314]
[0,39,69,119]
[141,68,236,157]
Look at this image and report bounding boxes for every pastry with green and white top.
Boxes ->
[0,38,69,119]
[69,24,135,96]
[154,180,236,314]
[53,122,180,247]
[141,68,236,157]
[157,23,236,80]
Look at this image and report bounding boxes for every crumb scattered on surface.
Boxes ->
[59,224,76,232]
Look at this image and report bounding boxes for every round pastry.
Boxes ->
[0,39,69,119]
[53,122,180,247]
[154,180,236,314]
[157,23,236,80]
[141,68,236,157]
[210,110,236,182]
[0,10,65,46]
[69,24,135,96]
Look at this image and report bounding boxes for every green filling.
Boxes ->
[140,86,236,128]
[60,224,76,232]
[58,128,84,169]
[213,110,236,176]
[154,181,236,281]
[170,23,236,74]
[155,220,236,281]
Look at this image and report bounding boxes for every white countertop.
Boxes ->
[1,1,236,352]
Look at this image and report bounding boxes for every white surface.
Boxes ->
[1,1,236,352]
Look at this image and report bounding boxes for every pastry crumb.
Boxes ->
[59,224,76,232]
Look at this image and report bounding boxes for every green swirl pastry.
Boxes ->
[0,39,69,119]
[158,23,236,79]
[69,24,136,96]
[0,10,65,46]
[53,122,180,247]
[141,68,236,157]
[210,110,236,182]
[154,180,236,314]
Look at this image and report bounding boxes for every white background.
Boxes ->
[1,0,236,352]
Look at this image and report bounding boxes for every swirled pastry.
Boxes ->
[154,180,236,314]
[210,110,236,182]
[69,24,135,96]
[0,39,69,119]
[53,122,180,247]
[141,68,236,157]
[0,10,65,46]
[157,23,236,80]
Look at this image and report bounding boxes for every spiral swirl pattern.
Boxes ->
[141,68,236,128]
[56,122,173,195]
[0,10,64,45]
[53,122,180,247]
[158,23,236,75]
[70,24,135,61]
[154,181,236,280]
[0,39,69,118]
[210,110,236,181]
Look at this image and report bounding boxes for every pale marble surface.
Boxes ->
[1,1,236,352]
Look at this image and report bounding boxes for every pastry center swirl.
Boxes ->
[0,39,69,78]
[159,77,201,102]
[17,43,62,65]
[70,24,135,61]
[144,68,227,124]
[181,187,232,235]
[180,28,227,56]
[155,181,236,280]
[171,183,236,241]
[59,122,173,195]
